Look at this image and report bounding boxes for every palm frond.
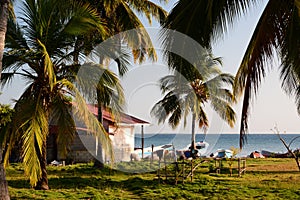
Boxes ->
[163,0,257,48]
[62,79,114,162]
[92,38,132,76]
[126,0,168,25]
[50,93,75,159]
[5,17,29,50]
[9,92,48,186]
[36,39,56,91]
[280,2,300,96]
[0,72,15,89]
[76,62,125,118]
[151,91,181,126]
[115,2,158,62]
[63,0,108,37]
[209,96,236,128]
[234,1,295,147]
[197,106,209,131]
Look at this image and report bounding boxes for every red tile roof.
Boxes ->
[86,104,149,125]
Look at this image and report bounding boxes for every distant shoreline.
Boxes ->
[134,132,300,135]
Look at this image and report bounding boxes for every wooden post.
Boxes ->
[158,159,161,184]
[229,159,232,176]
[182,162,185,184]
[191,159,193,182]
[165,158,167,181]
[151,144,154,164]
[175,162,178,185]
[243,159,246,175]
[215,159,221,174]
[141,125,144,159]
[238,158,241,177]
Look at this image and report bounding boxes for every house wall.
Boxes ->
[64,130,96,163]
[108,125,135,162]
[48,117,137,163]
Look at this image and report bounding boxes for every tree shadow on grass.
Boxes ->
[246,170,300,175]
[8,176,159,195]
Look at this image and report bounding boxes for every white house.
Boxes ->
[47,104,149,163]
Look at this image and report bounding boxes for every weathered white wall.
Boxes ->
[109,125,135,162]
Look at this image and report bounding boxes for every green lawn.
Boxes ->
[6,158,300,199]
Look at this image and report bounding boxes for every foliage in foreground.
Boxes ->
[5,158,300,199]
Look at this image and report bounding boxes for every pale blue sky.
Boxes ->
[122,0,300,134]
[1,0,300,134]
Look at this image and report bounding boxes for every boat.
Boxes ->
[131,144,174,160]
[132,141,209,160]
[261,150,290,158]
[212,149,233,158]
[182,141,209,158]
[249,151,265,158]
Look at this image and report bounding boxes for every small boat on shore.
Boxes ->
[249,151,265,158]
[182,141,209,158]
[131,144,174,161]
[261,150,290,158]
[132,141,209,160]
[211,149,233,158]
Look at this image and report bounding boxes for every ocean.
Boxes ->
[134,133,300,157]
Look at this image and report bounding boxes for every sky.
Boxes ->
[1,0,300,134]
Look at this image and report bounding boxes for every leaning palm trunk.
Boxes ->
[93,56,106,169]
[94,98,104,169]
[0,0,8,80]
[0,1,10,199]
[191,112,196,151]
[35,140,49,190]
[0,145,10,200]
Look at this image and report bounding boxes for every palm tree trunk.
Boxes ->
[0,0,9,80]
[93,93,104,168]
[0,1,10,199]
[94,54,106,169]
[35,140,49,190]
[191,113,196,152]
[0,144,10,200]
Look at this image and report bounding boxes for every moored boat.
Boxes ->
[212,149,233,158]
[261,150,290,158]
[249,151,265,158]
[131,144,174,160]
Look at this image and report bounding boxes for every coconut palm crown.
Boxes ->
[151,52,236,148]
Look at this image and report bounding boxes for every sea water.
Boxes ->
[134,133,300,157]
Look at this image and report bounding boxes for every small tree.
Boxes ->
[271,126,300,171]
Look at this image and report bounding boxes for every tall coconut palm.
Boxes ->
[0,0,117,189]
[74,0,168,167]
[151,52,236,151]
[162,0,300,148]
[0,0,14,198]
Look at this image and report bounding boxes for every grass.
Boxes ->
[6,158,300,199]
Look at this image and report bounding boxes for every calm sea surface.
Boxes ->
[134,133,300,157]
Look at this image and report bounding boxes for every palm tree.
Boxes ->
[0,0,116,189]
[75,0,168,167]
[151,52,236,152]
[162,0,300,148]
[0,104,13,200]
[0,0,14,198]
